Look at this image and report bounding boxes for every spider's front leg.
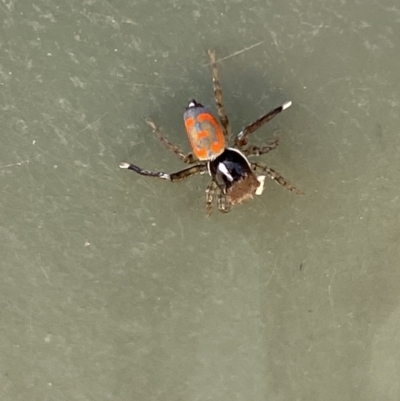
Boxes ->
[208,49,232,140]
[120,162,207,182]
[146,118,197,164]
[205,180,218,215]
[217,191,232,213]
[235,101,292,149]
[252,162,303,195]
[205,179,232,213]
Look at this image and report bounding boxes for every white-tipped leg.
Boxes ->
[282,100,292,111]
[235,100,293,148]
[120,161,206,181]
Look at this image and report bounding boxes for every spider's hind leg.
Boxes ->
[208,49,231,140]
[146,118,196,164]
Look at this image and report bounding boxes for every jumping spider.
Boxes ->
[120,49,302,213]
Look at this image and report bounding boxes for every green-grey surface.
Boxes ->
[1,1,400,400]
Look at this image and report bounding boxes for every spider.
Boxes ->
[120,49,303,214]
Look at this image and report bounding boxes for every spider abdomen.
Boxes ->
[184,99,225,161]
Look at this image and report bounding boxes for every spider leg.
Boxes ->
[146,118,196,164]
[208,49,232,140]
[217,191,232,213]
[205,180,218,215]
[120,162,207,182]
[242,137,280,157]
[204,177,231,214]
[252,162,303,195]
[235,101,292,148]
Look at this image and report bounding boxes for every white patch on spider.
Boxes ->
[119,162,130,169]
[217,163,233,181]
[188,101,196,108]
[255,175,266,195]
[237,130,244,140]
[160,173,170,180]
[282,100,292,110]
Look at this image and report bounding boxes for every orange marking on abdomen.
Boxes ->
[184,116,195,132]
[196,130,209,140]
[197,112,219,125]
[197,113,225,155]
[195,148,207,159]
[211,142,223,153]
